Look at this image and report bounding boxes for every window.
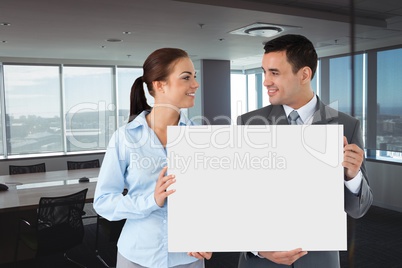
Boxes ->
[311,63,319,95]
[116,67,154,127]
[247,74,257,112]
[230,73,247,123]
[64,66,114,152]
[261,73,270,107]
[3,65,62,155]
[0,64,154,157]
[0,107,2,156]
[0,47,399,163]
[230,70,267,123]
[328,54,365,131]
[0,64,4,156]
[329,56,352,114]
[376,48,402,158]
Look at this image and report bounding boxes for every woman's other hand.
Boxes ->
[154,166,176,207]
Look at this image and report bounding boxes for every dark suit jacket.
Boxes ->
[237,97,373,268]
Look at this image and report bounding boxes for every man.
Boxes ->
[237,34,373,268]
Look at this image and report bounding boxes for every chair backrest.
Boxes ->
[36,188,88,256]
[67,159,100,170]
[9,163,46,175]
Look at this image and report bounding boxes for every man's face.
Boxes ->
[262,51,305,109]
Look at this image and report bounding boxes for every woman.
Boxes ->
[94,48,211,268]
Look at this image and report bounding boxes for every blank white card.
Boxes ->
[167,125,346,252]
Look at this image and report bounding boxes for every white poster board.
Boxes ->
[167,125,346,252]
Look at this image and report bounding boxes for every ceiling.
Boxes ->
[1,0,402,70]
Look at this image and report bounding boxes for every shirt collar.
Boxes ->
[283,94,317,124]
[126,109,192,129]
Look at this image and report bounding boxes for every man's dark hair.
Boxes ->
[263,34,318,79]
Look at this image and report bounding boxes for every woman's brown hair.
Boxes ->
[128,48,189,122]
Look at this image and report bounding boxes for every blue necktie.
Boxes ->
[288,110,300,125]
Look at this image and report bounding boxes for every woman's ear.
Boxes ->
[152,81,166,94]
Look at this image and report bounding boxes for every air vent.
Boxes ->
[230,22,301,38]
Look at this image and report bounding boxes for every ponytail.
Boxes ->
[128,76,151,122]
[128,48,188,123]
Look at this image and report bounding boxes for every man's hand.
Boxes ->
[343,136,363,180]
[257,248,308,265]
[188,252,212,260]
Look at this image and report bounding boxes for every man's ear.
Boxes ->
[300,67,312,84]
[152,81,165,93]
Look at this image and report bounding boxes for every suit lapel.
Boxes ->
[267,105,289,125]
[264,96,339,125]
[312,97,338,125]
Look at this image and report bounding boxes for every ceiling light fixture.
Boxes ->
[0,22,11,26]
[123,31,131,35]
[106,38,122,42]
[230,22,301,38]
[245,26,282,37]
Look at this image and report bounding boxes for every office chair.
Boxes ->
[9,163,46,175]
[95,215,125,267]
[67,159,100,223]
[67,159,100,170]
[14,188,88,268]
[95,188,127,267]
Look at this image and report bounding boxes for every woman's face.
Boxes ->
[155,57,199,109]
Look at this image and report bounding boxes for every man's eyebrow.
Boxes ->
[261,67,279,73]
[268,68,279,72]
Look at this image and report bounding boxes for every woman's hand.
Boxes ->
[154,166,176,207]
[188,252,212,260]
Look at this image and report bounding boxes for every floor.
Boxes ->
[4,205,402,268]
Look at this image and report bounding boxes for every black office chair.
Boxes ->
[14,188,88,268]
[95,215,125,267]
[9,163,46,175]
[67,159,100,170]
[67,159,100,221]
[95,188,127,267]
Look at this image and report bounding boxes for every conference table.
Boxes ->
[0,168,100,213]
[0,168,100,264]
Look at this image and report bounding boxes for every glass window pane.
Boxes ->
[0,66,3,156]
[247,74,257,112]
[0,107,2,156]
[353,54,365,135]
[230,73,247,123]
[329,56,352,114]
[376,48,402,157]
[329,55,364,117]
[64,66,114,152]
[3,65,62,155]
[311,71,318,94]
[262,73,270,107]
[117,68,154,127]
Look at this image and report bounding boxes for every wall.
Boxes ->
[187,59,203,122]
[366,160,402,212]
[200,59,231,125]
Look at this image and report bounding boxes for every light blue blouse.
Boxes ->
[94,110,197,267]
